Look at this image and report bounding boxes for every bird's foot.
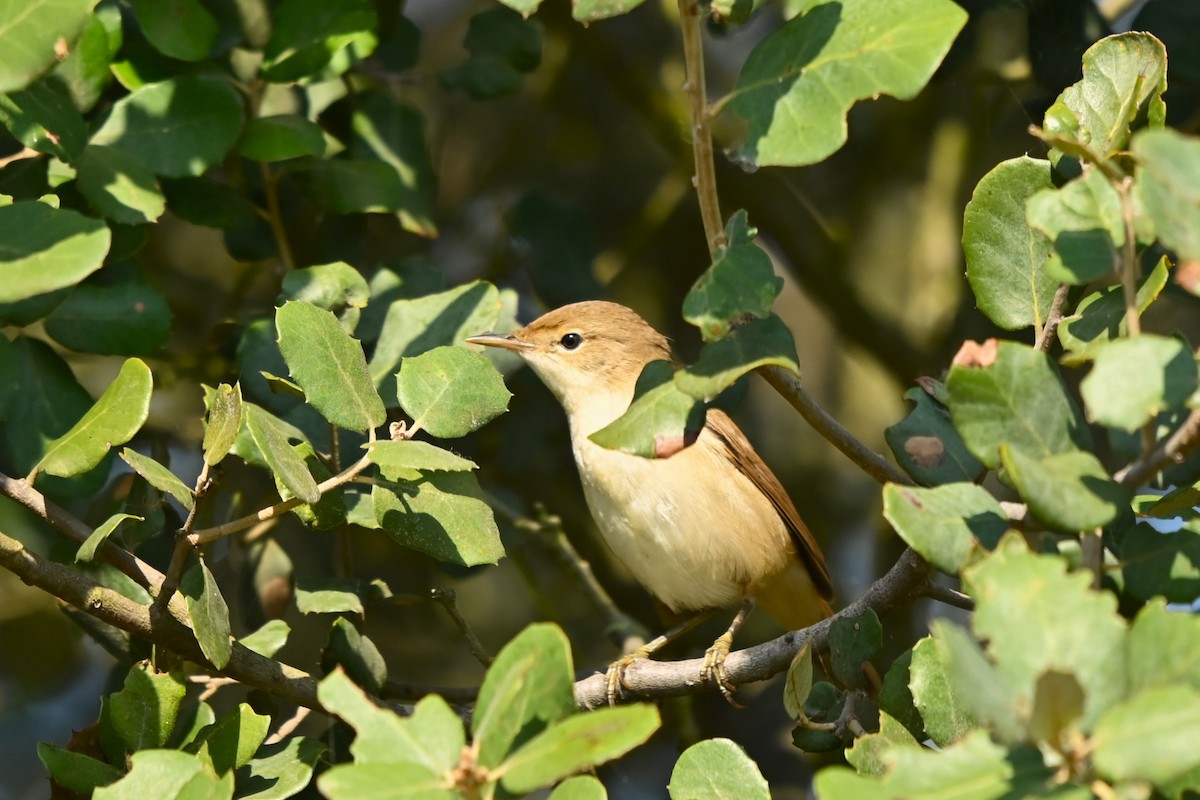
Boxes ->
[702,631,742,707]
[605,646,652,706]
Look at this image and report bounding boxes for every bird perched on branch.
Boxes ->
[469,301,833,703]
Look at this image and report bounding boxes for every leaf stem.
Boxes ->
[677,0,725,252]
[430,588,494,667]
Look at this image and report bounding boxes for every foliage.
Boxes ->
[0,0,1198,798]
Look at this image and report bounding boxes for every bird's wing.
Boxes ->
[705,408,834,601]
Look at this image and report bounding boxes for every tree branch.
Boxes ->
[677,0,725,252]
[759,366,914,486]
[1034,284,1070,352]
[575,547,931,708]
[1116,407,1200,487]
[0,524,323,710]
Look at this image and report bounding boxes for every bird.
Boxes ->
[468,301,833,703]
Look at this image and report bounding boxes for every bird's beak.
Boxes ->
[466,332,533,352]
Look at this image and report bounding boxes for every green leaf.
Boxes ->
[37,743,123,794]
[324,616,387,694]
[674,314,799,400]
[999,445,1129,532]
[350,93,438,237]
[1027,670,1086,750]
[440,8,541,99]
[828,609,882,689]
[548,775,608,800]
[239,115,326,162]
[367,440,477,477]
[884,388,985,485]
[962,157,1056,330]
[1133,128,1200,261]
[1082,335,1197,433]
[1026,167,1124,285]
[370,281,505,404]
[667,738,770,800]
[0,83,87,160]
[878,650,926,742]
[235,738,324,800]
[318,763,455,800]
[682,210,782,342]
[44,278,171,354]
[395,346,511,438]
[964,536,1127,729]
[195,703,270,774]
[500,704,660,794]
[931,620,1024,744]
[94,750,234,800]
[245,404,320,503]
[1093,685,1200,787]
[49,13,114,113]
[816,731,1058,800]
[844,713,921,777]
[908,635,974,746]
[236,736,325,800]
[162,176,259,231]
[317,669,465,771]
[791,681,845,752]
[74,144,165,225]
[300,158,405,213]
[35,358,152,478]
[373,472,504,567]
[473,623,576,768]
[119,448,194,510]
[203,383,242,466]
[240,619,290,659]
[276,301,385,431]
[130,0,217,60]
[295,577,364,615]
[1058,257,1170,360]
[279,262,369,313]
[182,557,233,669]
[725,0,966,167]
[91,76,245,178]
[107,663,188,752]
[882,482,1008,575]
[75,512,142,562]
[589,360,706,459]
[0,0,96,93]
[572,0,647,22]
[782,642,814,721]
[1127,599,1200,696]
[1115,519,1200,604]
[946,341,1089,467]
[1043,33,1167,162]
[262,0,378,83]
[0,201,110,302]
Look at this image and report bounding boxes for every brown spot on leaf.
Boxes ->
[951,338,999,369]
[901,490,924,510]
[1176,261,1200,297]
[915,376,940,396]
[654,429,699,458]
[904,435,945,467]
[54,37,70,61]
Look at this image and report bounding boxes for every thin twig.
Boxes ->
[189,435,375,546]
[677,0,725,252]
[260,162,296,271]
[0,146,40,169]
[1035,284,1071,352]
[1116,407,1200,487]
[1081,530,1103,591]
[924,581,975,611]
[156,461,213,609]
[265,705,312,745]
[430,588,493,667]
[760,366,913,486]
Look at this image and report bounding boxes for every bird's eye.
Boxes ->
[559,332,583,350]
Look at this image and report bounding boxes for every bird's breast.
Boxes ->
[570,428,792,613]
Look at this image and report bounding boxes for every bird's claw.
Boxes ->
[605,647,650,706]
[702,632,742,707]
